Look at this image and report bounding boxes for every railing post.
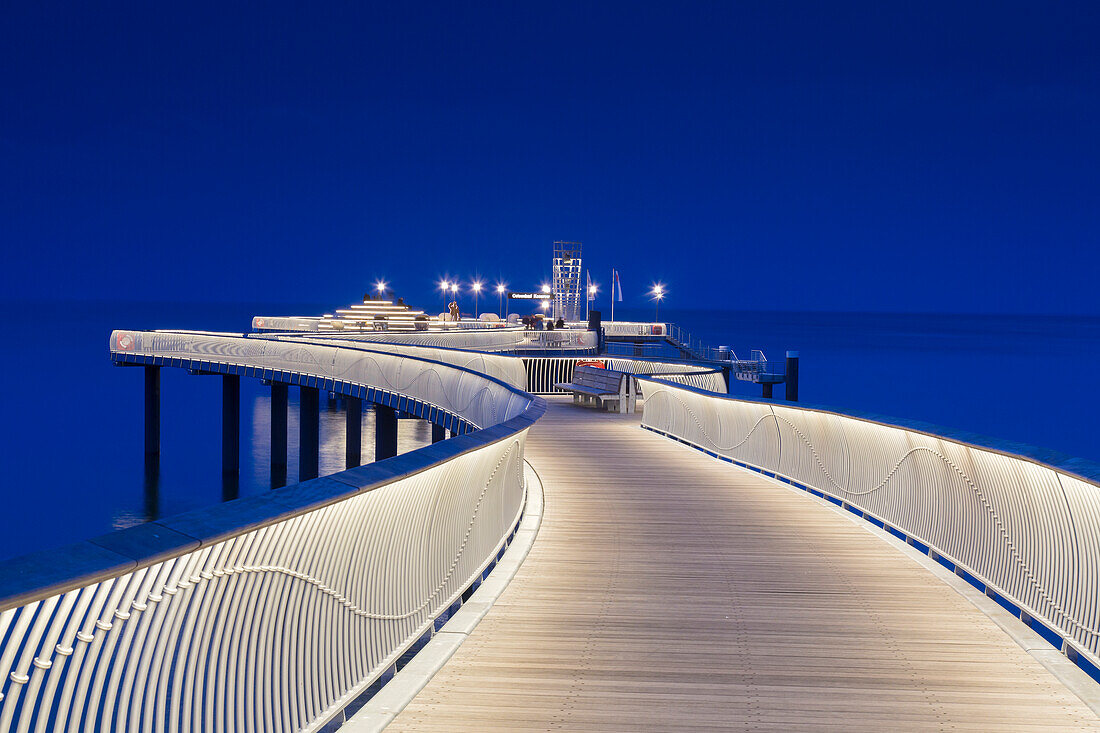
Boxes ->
[346,396,362,468]
[375,404,398,460]
[762,382,773,398]
[785,351,799,402]
[432,422,447,443]
[271,382,288,488]
[300,386,320,480]
[144,365,160,459]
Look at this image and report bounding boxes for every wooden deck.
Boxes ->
[388,398,1100,731]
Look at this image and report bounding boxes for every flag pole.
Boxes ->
[610,269,614,323]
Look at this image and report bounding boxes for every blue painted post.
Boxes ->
[222,375,240,476]
[432,422,447,443]
[785,351,799,402]
[346,397,362,468]
[145,366,160,458]
[271,383,288,488]
[375,404,398,460]
[300,386,320,480]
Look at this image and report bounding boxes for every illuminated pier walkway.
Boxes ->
[387,398,1100,731]
[3,328,1100,730]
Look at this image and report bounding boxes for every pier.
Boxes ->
[0,322,1098,731]
[387,399,1099,730]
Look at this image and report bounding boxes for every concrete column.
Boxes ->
[785,351,799,402]
[222,375,240,475]
[375,404,398,460]
[271,383,288,488]
[762,382,773,399]
[346,397,362,468]
[432,422,447,443]
[300,386,320,481]
[144,366,160,458]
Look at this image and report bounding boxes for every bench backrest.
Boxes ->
[573,364,627,393]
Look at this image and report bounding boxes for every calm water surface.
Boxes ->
[0,300,1096,563]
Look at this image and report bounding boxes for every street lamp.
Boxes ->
[450,282,459,317]
[375,280,387,299]
[439,280,449,314]
[651,284,664,322]
[540,283,551,294]
[587,283,598,321]
[471,280,482,318]
[496,283,507,318]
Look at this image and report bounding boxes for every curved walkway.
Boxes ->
[388,398,1100,731]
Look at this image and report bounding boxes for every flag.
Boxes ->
[613,269,623,302]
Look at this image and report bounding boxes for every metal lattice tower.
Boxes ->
[552,241,583,321]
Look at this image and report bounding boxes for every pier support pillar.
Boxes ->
[144,366,160,458]
[375,405,398,460]
[222,375,240,476]
[346,397,362,468]
[271,383,288,488]
[300,386,320,481]
[762,382,773,399]
[432,422,447,443]
[785,351,799,402]
[222,375,240,500]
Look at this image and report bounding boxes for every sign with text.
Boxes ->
[508,292,552,300]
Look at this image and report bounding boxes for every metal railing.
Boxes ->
[639,377,1100,679]
[254,327,598,354]
[0,333,545,731]
[522,356,727,395]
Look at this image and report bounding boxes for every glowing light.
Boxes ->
[375,280,387,294]
[652,284,664,299]
[450,283,459,293]
[588,285,598,295]
[471,281,483,292]
[539,300,550,310]
[439,280,449,291]
[540,284,551,294]
[496,283,506,294]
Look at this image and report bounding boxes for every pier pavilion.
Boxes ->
[0,318,1098,731]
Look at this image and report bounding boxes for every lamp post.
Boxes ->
[439,280,449,315]
[651,284,664,322]
[450,282,459,318]
[497,283,506,318]
[587,284,597,321]
[471,280,482,319]
[376,280,387,299]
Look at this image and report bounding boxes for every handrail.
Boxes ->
[0,333,545,731]
[638,377,1100,679]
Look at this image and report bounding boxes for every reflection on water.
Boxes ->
[248,391,431,490]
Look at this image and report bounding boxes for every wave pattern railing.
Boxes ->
[639,378,1100,674]
[255,327,597,353]
[112,330,531,429]
[0,333,545,731]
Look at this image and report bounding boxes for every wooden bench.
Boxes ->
[554,364,637,413]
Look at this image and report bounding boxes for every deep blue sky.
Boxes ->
[3,2,1098,313]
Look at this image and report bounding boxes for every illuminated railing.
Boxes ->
[639,378,1100,678]
[0,333,545,731]
[523,356,726,395]
[259,327,598,354]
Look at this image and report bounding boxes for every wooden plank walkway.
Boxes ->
[388,398,1100,731]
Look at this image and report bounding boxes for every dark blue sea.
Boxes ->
[0,300,1097,564]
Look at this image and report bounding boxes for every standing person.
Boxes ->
[449,301,460,321]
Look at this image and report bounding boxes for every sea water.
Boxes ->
[0,300,1096,563]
